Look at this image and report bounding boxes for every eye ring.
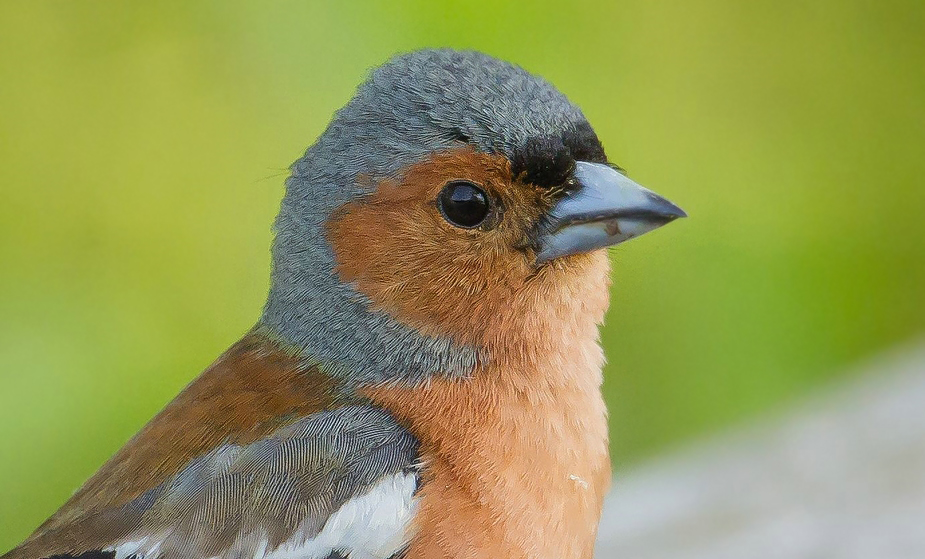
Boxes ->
[437,180,491,229]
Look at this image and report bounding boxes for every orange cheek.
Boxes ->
[326,148,543,346]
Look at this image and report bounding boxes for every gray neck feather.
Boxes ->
[260,137,481,385]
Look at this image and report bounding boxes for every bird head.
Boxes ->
[261,49,684,385]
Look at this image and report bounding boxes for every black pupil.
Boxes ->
[439,181,489,228]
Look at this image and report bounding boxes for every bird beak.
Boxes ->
[534,161,687,264]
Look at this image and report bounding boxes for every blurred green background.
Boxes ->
[1,0,923,550]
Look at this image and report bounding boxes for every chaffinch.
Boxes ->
[3,49,685,559]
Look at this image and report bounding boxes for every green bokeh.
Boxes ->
[1,0,923,550]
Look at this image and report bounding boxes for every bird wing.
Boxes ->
[3,334,420,559]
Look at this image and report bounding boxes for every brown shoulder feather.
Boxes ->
[8,330,337,559]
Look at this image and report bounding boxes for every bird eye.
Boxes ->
[437,181,490,228]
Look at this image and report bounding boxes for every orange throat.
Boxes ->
[364,253,613,559]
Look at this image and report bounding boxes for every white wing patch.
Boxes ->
[264,471,419,559]
[107,472,418,559]
[107,535,166,559]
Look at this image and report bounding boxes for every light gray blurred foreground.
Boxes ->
[596,339,925,559]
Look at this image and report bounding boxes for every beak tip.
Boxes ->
[647,192,687,220]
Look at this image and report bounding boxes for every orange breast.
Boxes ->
[364,251,613,559]
[366,347,610,559]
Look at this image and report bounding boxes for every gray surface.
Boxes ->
[596,339,925,559]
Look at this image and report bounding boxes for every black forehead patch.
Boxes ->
[564,120,607,163]
[509,121,607,187]
[509,136,575,187]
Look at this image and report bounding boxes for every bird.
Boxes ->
[2,49,685,559]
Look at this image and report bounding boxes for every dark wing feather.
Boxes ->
[7,405,419,559]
